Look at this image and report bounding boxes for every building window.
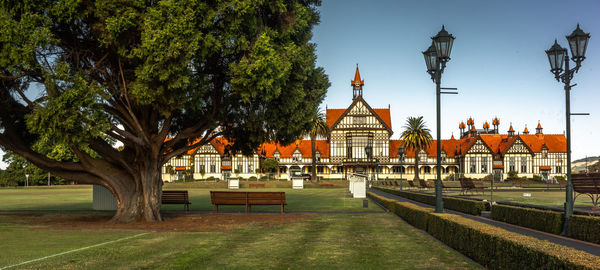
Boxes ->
[542,150,548,158]
[481,157,488,173]
[353,116,366,125]
[509,157,515,172]
[521,157,527,173]
[237,165,243,173]
[470,157,476,173]
[556,166,562,173]
[199,165,205,173]
[274,152,280,161]
[317,166,324,173]
[279,166,287,173]
[337,166,344,173]
[419,151,427,162]
[248,164,253,174]
[210,165,216,173]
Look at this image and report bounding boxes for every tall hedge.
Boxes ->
[569,215,600,244]
[368,192,600,270]
[491,204,564,234]
[373,186,487,215]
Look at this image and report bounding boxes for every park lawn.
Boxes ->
[0,214,479,269]
[413,188,594,208]
[0,186,382,213]
[0,186,93,210]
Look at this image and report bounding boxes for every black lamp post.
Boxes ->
[423,25,455,213]
[398,146,405,190]
[545,24,590,236]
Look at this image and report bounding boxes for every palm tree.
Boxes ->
[400,116,432,181]
[303,110,329,182]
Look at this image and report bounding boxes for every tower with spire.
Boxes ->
[351,64,364,99]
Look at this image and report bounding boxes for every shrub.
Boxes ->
[482,174,493,181]
[532,174,542,182]
[491,204,563,234]
[373,186,487,215]
[554,175,565,183]
[507,170,518,179]
[367,192,600,270]
[248,176,257,181]
[206,176,216,181]
[568,215,600,244]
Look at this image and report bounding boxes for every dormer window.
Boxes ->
[440,151,447,163]
[315,151,321,162]
[542,148,548,158]
[274,151,281,161]
[293,150,302,162]
[418,150,427,162]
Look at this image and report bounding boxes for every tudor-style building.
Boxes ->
[162,67,567,182]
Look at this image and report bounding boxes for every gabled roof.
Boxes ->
[326,96,392,132]
[260,140,329,158]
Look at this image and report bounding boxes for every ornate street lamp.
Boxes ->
[423,25,456,213]
[545,24,590,236]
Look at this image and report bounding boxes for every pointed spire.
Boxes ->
[483,121,490,130]
[523,125,529,134]
[351,64,364,87]
[508,123,515,136]
[459,121,465,129]
[351,64,364,99]
[536,120,543,135]
[451,133,455,140]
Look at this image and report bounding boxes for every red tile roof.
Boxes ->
[540,166,552,170]
[325,108,392,130]
[493,164,504,169]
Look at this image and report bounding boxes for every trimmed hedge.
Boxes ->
[368,192,600,270]
[569,215,600,245]
[491,204,564,234]
[373,186,487,215]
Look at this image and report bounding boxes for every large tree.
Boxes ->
[400,116,432,181]
[0,0,329,222]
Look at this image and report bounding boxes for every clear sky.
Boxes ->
[1,0,598,169]
[312,0,600,160]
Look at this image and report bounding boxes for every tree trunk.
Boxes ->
[311,134,317,182]
[414,147,420,181]
[106,157,164,223]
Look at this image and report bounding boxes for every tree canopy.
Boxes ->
[0,0,329,222]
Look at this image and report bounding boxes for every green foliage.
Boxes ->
[569,215,600,244]
[261,158,279,172]
[248,176,257,181]
[554,175,566,183]
[401,116,432,180]
[368,192,600,270]
[491,204,563,234]
[532,174,543,182]
[373,186,487,215]
[507,170,518,179]
[481,174,493,181]
[0,151,64,186]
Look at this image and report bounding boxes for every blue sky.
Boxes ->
[312,0,600,160]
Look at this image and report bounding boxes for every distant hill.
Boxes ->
[573,156,600,163]
[572,156,600,173]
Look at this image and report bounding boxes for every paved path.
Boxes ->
[370,188,600,257]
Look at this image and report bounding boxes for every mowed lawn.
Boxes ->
[0,185,383,212]
[0,214,479,269]
[415,188,595,209]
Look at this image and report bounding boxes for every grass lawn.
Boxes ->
[401,187,595,209]
[0,185,382,213]
[0,213,479,269]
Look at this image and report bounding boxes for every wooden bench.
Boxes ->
[249,183,266,188]
[408,181,416,189]
[459,178,484,195]
[419,179,432,189]
[162,190,191,211]
[572,173,600,209]
[210,191,286,213]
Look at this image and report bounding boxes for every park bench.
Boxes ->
[459,178,484,195]
[419,179,432,189]
[210,191,286,213]
[249,183,266,188]
[408,180,416,189]
[162,190,191,211]
[571,173,600,209]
